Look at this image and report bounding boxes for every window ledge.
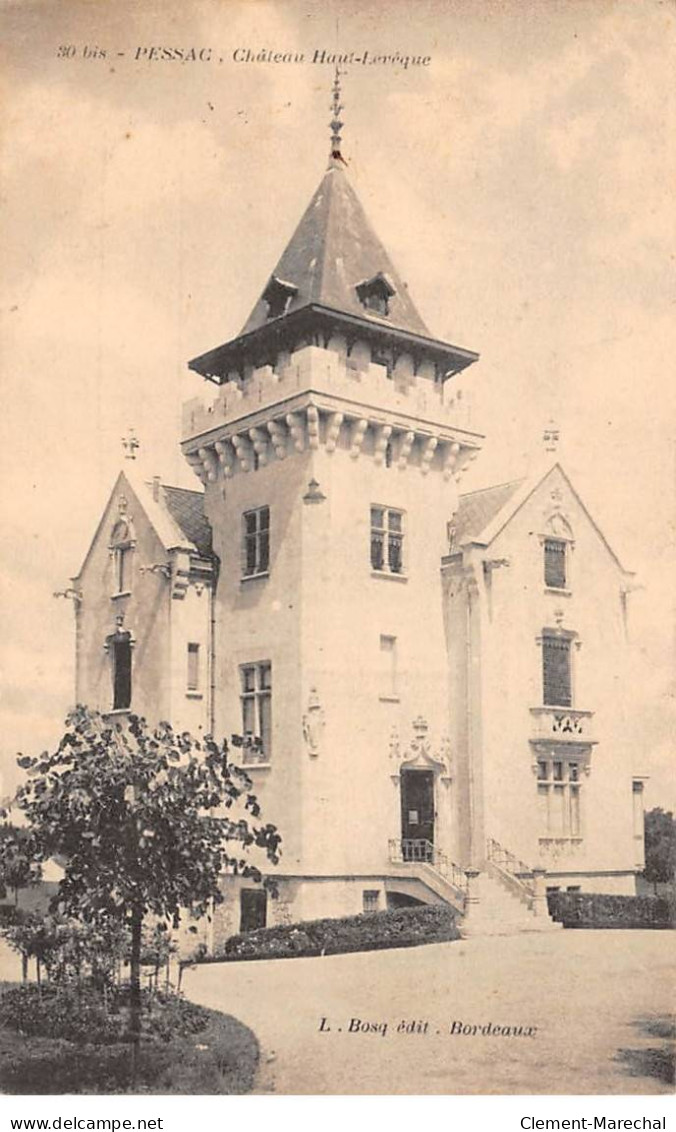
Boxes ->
[237,762,272,771]
[111,591,131,600]
[371,571,408,584]
[544,587,572,597]
[107,708,131,717]
[185,691,203,700]
[379,695,401,703]
[538,837,584,844]
[241,572,269,584]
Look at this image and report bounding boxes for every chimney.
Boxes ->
[152,475,161,502]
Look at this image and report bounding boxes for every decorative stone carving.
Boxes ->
[390,716,453,785]
[306,405,320,450]
[420,435,438,475]
[286,412,305,453]
[373,424,393,465]
[350,418,368,458]
[303,479,326,504]
[302,686,325,757]
[397,431,415,469]
[325,412,344,453]
[267,419,288,460]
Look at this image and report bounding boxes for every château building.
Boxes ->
[71,81,646,940]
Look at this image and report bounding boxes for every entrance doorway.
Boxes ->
[400,769,435,861]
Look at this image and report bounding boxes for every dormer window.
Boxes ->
[262,275,297,321]
[356,273,396,318]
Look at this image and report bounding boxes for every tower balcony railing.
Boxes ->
[529,706,596,746]
[182,344,471,441]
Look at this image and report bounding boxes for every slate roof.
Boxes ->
[160,485,213,559]
[448,479,524,552]
[189,160,479,381]
[240,163,431,339]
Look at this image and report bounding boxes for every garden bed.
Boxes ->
[194,902,460,965]
[0,982,259,1094]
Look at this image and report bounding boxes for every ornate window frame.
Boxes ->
[537,496,575,596]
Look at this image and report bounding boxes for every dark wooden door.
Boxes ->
[400,770,435,857]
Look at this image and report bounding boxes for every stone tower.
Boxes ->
[181,80,484,922]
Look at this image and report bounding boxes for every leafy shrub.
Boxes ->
[141,990,209,1042]
[0,906,26,926]
[547,891,676,929]
[0,984,124,1045]
[197,903,459,964]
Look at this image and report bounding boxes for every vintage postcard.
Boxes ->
[0,0,674,1102]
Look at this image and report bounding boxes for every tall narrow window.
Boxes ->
[544,538,567,589]
[537,758,582,838]
[542,634,572,706]
[240,662,272,763]
[371,507,405,575]
[380,634,398,699]
[632,780,645,843]
[242,506,270,578]
[112,637,132,710]
[187,642,200,692]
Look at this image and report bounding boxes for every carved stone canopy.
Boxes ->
[390,716,452,784]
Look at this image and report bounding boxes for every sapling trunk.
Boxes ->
[129,904,143,1083]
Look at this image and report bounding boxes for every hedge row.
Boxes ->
[195,903,459,964]
[547,891,675,929]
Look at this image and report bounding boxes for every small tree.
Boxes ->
[0,824,42,906]
[642,807,676,894]
[6,706,281,1064]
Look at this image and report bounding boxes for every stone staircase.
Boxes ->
[388,836,562,935]
[388,839,468,914]
[460,869,561,936]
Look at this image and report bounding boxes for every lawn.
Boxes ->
[0,982,259,1095]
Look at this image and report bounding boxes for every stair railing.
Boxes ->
[486,837,535,904]
[389,838,468,897]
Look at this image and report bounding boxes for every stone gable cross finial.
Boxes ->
[543,419,560,454]
[122,428,139,461]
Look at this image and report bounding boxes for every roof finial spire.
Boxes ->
[329,67,346,166]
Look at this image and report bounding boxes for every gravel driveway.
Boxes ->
[183,929,674,1095]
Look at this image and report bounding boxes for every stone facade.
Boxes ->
[70,142,646,944]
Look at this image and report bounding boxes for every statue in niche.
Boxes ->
[302,687,325,757]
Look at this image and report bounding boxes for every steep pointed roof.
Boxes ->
[73,470,213,581]
[240,164,431,340]
[189,156,479,383]
[448,479,524,552]
[448,462,632,574]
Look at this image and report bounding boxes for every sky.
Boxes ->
[0,0,674,806]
